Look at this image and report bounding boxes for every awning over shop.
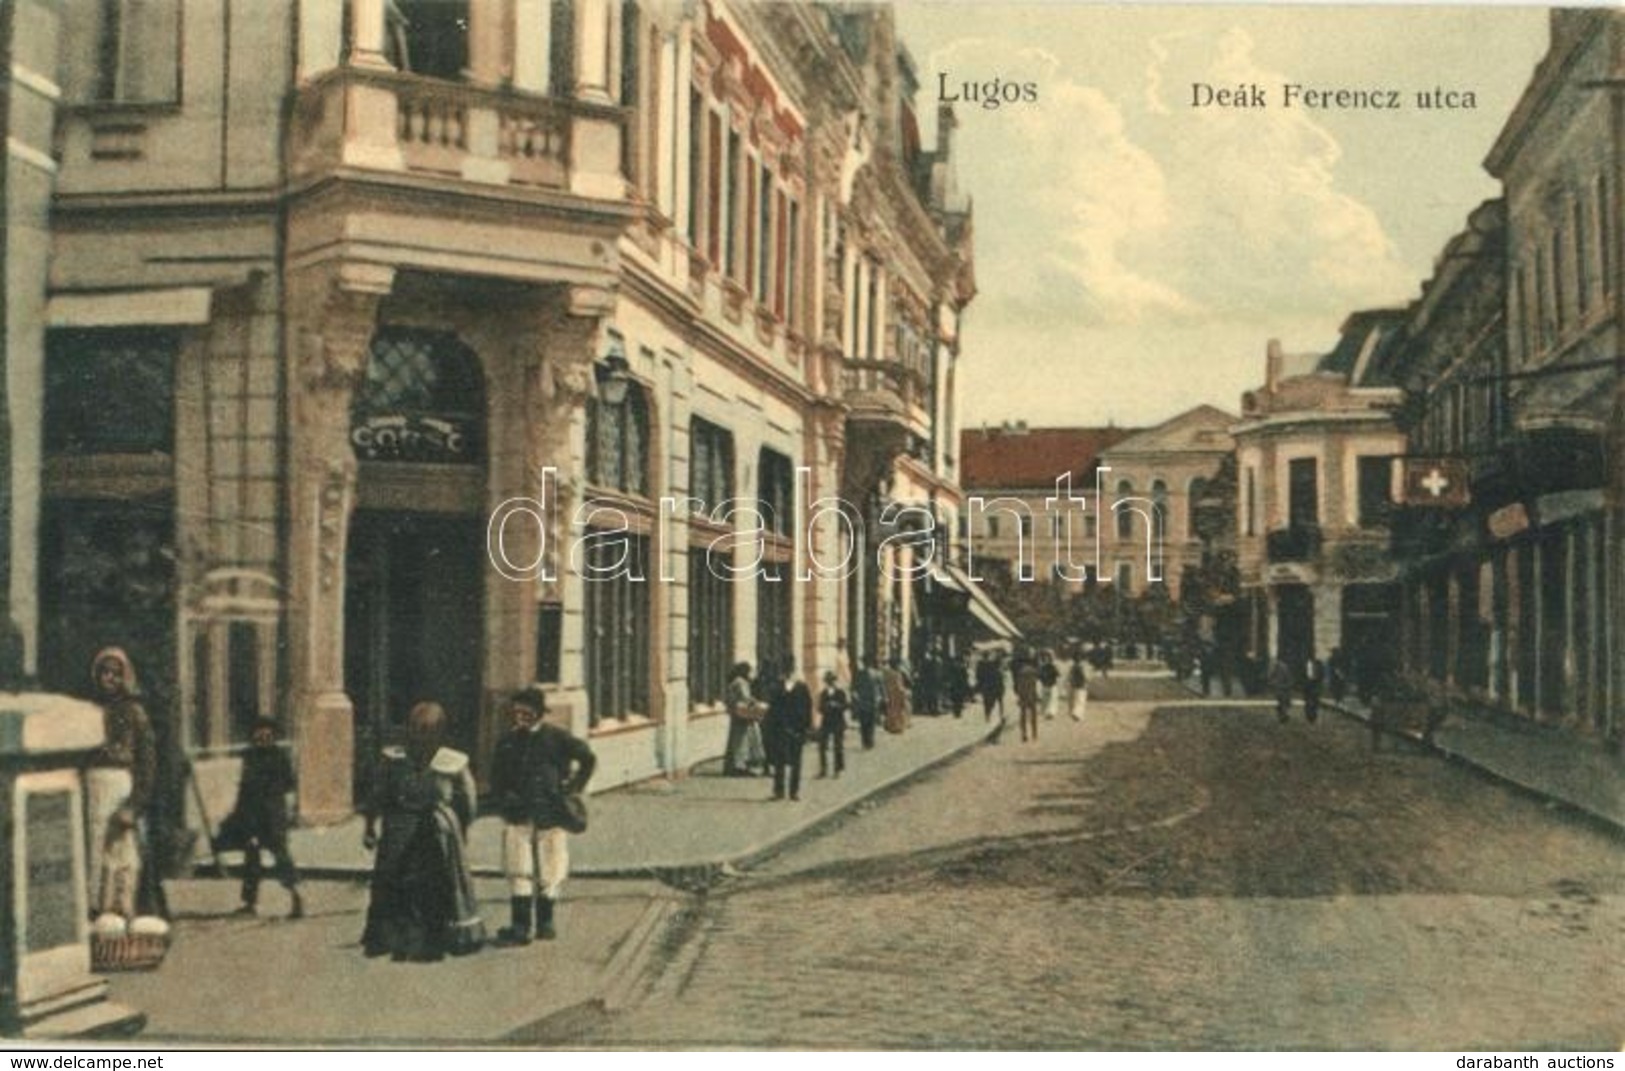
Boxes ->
[934,562,1023,641]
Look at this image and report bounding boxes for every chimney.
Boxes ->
[937,103,957,159]
[1266,338,1284,392]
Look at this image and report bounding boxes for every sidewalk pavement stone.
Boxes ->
[111,713,992,1044]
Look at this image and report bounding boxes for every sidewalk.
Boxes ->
[111,713,995,1044]
[1331,693,1625,833]
[1179,675,1625,833]
[282,712,995,879]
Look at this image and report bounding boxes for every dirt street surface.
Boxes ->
[573,677,1625,1050]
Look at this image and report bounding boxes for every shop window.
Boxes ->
[37,500,176,721]
[352,327,484,464]
[688,547,733,705]
[45,328,176,455]
[583,531,651,726]
[586,382,650,497]
[756,569,793,678]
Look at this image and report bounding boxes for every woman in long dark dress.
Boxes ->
[360,701,486,961]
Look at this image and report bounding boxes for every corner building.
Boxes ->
[22,0,974,821]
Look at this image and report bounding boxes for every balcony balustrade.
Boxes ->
[289,67,625,196]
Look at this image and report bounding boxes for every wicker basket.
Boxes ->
[90,933,170,972]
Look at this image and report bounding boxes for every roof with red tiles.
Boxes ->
[959,424,1137,490]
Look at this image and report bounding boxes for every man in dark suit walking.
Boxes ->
[764,659,813,801]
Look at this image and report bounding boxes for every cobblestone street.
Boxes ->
[576,678,1625,1049]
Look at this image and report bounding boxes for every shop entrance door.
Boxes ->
[345,512,483,798]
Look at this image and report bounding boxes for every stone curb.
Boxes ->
[225,720,1000,884]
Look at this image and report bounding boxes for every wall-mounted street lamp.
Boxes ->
[596,331,632,406]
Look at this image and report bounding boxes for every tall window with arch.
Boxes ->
[586,377,650,497]
[1115,479,1135,541]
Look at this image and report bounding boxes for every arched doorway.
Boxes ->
[344,327,486,796]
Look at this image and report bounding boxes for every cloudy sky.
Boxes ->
[892,3,1551,428]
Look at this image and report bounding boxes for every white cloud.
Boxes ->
[930,26,1415,336]
[932,38,1198,325]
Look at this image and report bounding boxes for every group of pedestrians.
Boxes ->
[974,646,1091,743]
[354,686,595,961]
[1270,654,1328,725]
[722,655,915,802]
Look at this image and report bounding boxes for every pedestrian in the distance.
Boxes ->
[883,657,911,735]
[1327,646,1348,704]
[1270,658,1295,725]
[1014,650,1041,743]
[222,717,303,920]
[723,662,763,777]
[976,652,1004,723]
[1038,651,1060,720]
[1066,656,1088,722]
[852,655,884,750]
[764,660,812,801]
[816,671,849,779]
[490,687,596,945]
[1302,654,1326,724]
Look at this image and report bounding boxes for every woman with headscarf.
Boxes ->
[86,647,158,920]
[360,701,486,961]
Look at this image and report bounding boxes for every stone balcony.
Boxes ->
[842,358,932,439]
[287,66,627,201]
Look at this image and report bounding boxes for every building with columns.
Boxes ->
[1231,324,1407,683]
[11,0,974,821]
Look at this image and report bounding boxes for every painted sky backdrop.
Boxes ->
[893,3,1551,428]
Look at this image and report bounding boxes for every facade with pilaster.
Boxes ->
[20,0,973,822]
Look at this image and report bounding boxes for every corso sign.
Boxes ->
[351,413,475,462]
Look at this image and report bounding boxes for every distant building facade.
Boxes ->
[958,423,1132,589]
[1095,406,1236,600]
[1232,324,1407,683]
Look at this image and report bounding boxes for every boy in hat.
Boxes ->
[491,687,596,944]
